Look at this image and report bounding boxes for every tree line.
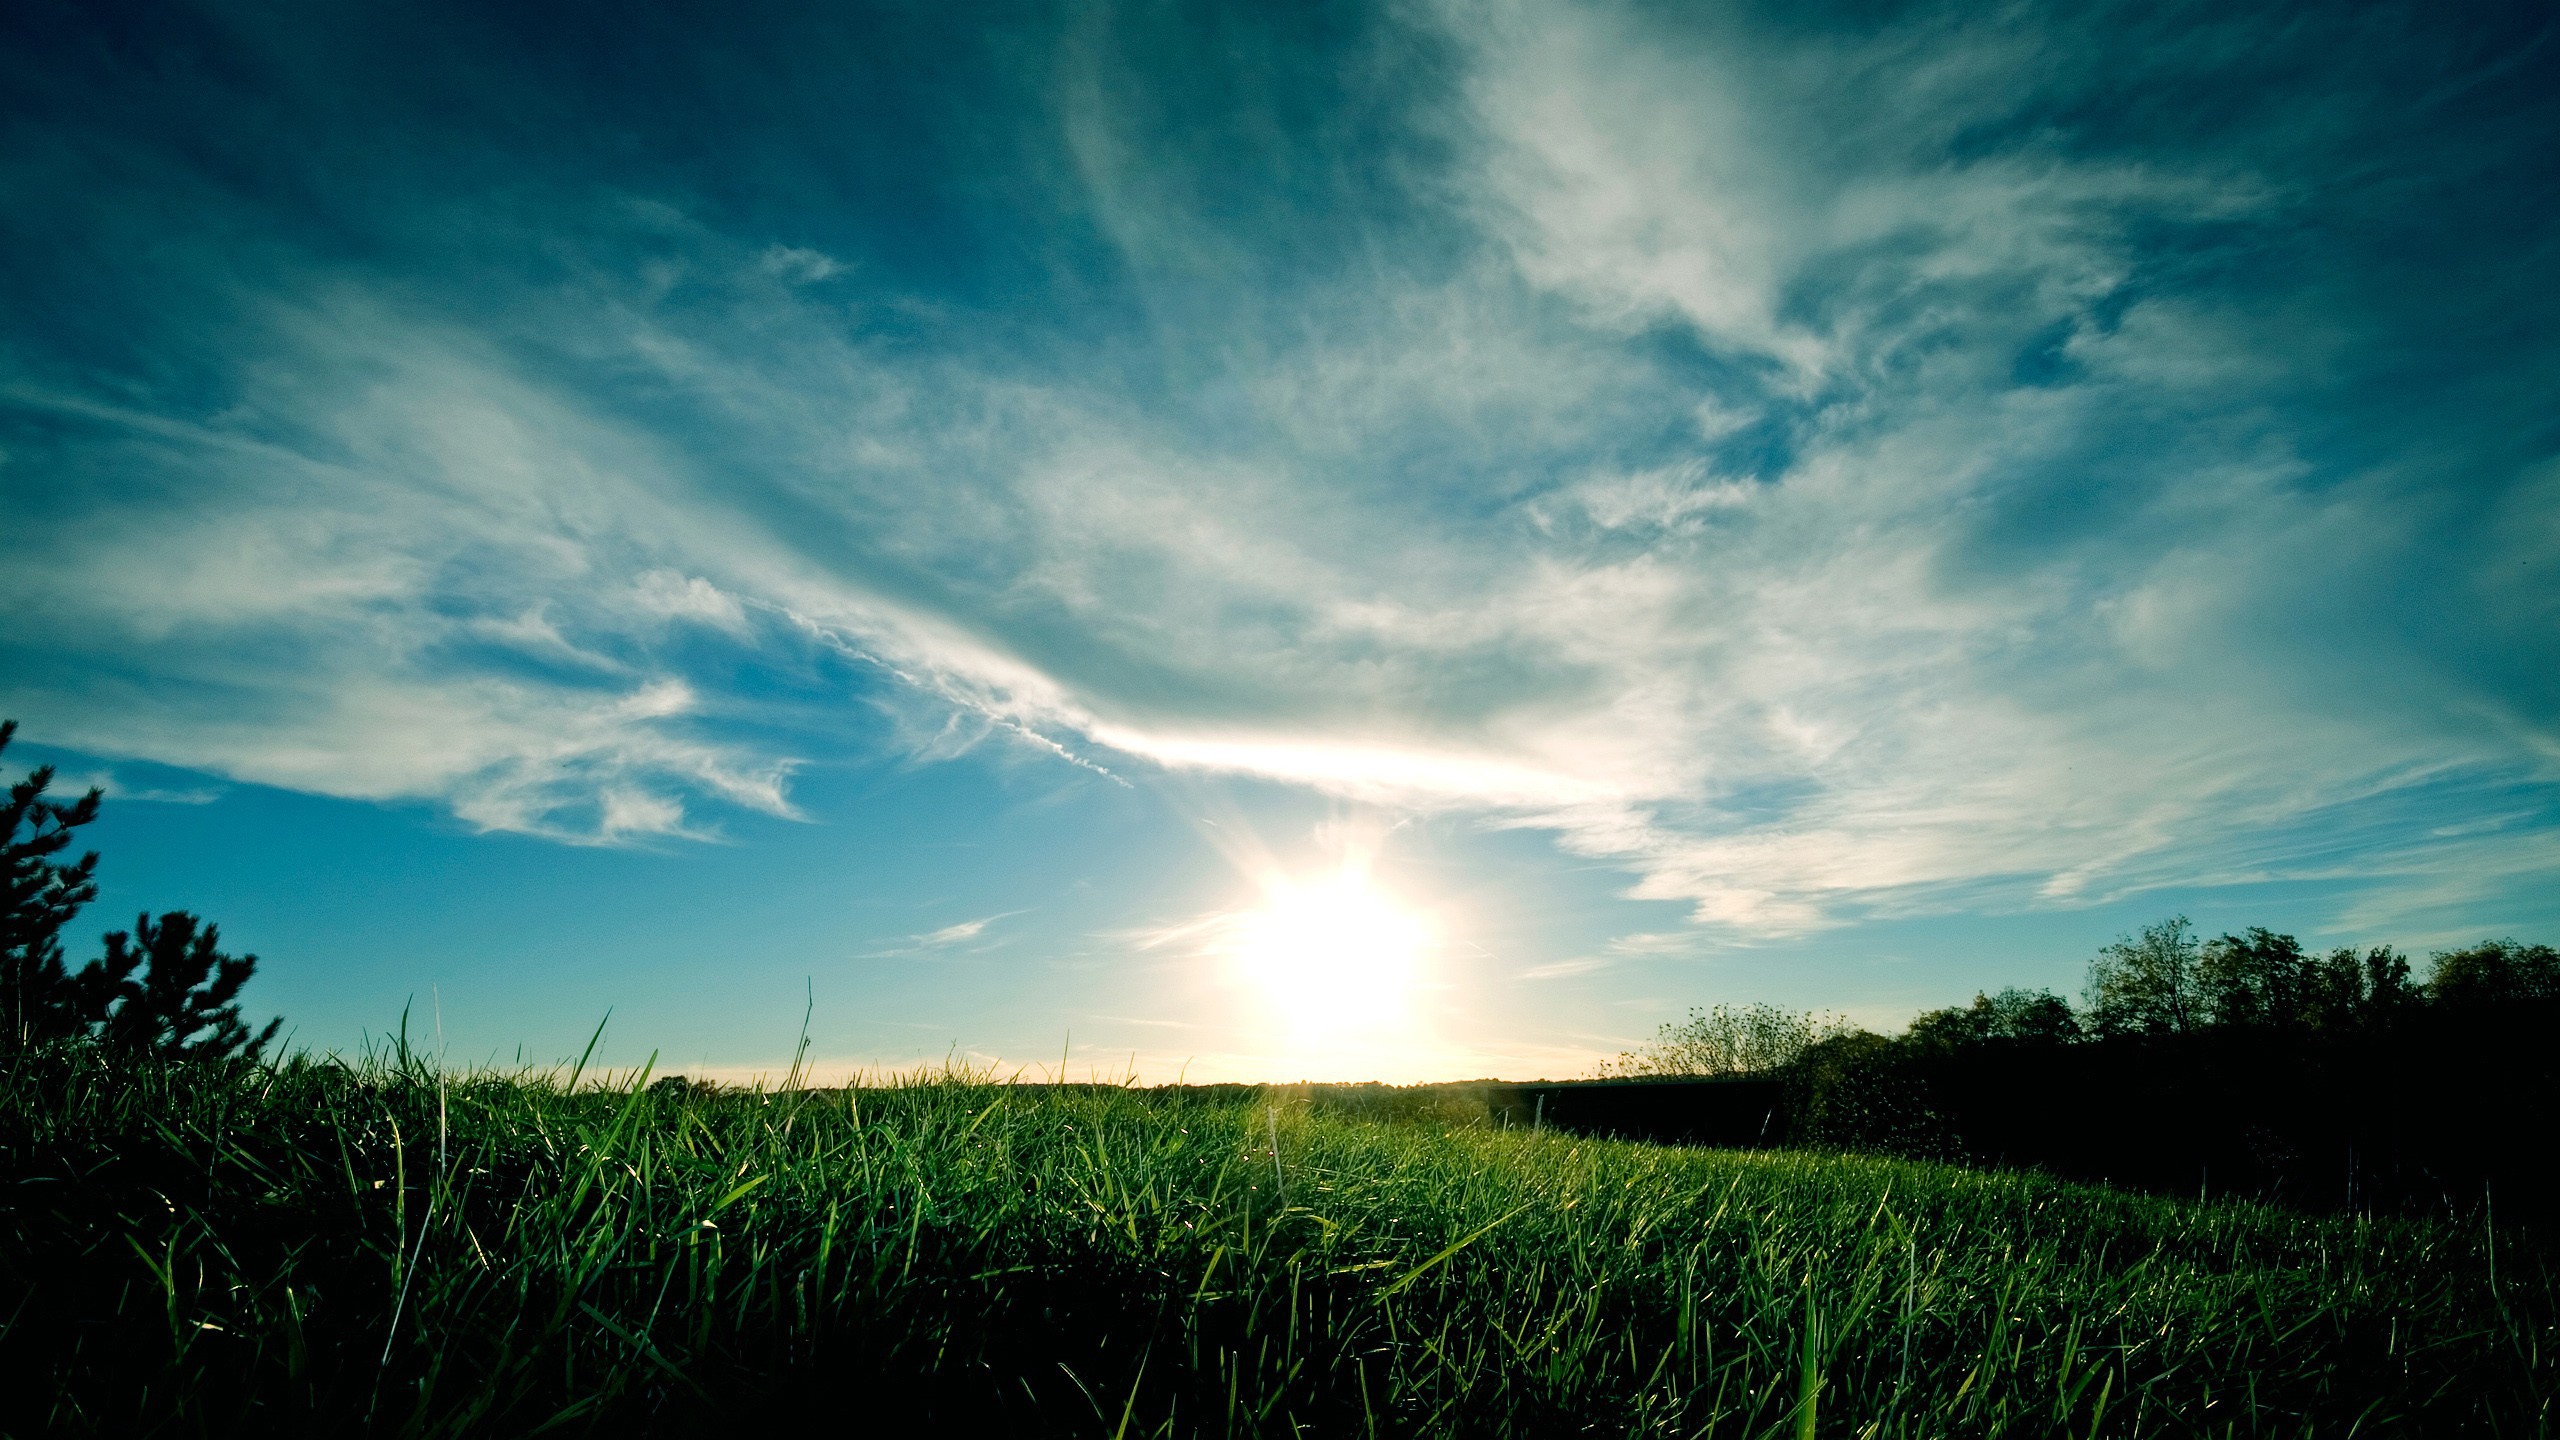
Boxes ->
[1606,919,2560,1223]
[1,721,278,1061]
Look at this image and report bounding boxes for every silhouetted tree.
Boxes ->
[2427,939,2560,1009]
[2,720,281,1062]
[1906,987,2080,1051]
[2357,944,2418,1021]
[80,911,280,1062]
[1600,915,2560,1221]
[1596,1003,1852,1077]
[3,720,104,1051]
[2198,927,2318,1030]
[2085,916,2202,1036]
[2302,942,2420,1031]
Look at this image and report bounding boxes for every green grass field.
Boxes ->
[4,1043,2552,1437]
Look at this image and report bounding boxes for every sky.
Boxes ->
[3,0,2556,1082]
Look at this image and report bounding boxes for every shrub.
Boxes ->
[1594,1002,1851,1078]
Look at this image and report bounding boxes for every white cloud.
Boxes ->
[631,571,752,635]
[758,244,845,285]
[49,770,223,806]
[6,0,2552,939]
[1555,461,1758,535]
[920,917,997,946]
[857,912,1025,958]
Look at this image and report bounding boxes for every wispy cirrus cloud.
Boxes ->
[918,916,1004,947]
[49,770,224,806]
[859,912,1027,959]
[2,0,2553,939]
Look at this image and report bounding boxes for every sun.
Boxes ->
[1227,867,1434,1049]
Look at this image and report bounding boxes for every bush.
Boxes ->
[1593,1002,1852,1078]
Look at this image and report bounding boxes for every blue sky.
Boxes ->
[4,0,2556,1081]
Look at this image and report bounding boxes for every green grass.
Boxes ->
[2,1042,2552,1437]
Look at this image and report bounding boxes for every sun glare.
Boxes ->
[1228,868,1434,1052]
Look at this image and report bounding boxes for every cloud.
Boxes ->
[757,245,845,285]
[0,303,816,844]
[1523,930,1714,981]
[631,571,752,636]
[920,917,997,946]
[2,0,2553,933]
[50,770,223,806]
[859,912,1025,959]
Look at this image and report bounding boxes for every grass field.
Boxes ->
[3,1042,2553,1437]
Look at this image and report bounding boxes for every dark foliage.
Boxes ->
[1767,919,2560,1229]
[1560,919,2557,1228]
[1905,986,2081,1050]
[2428,939,2560,1008]
[84,911,281,1062]
[0,721,278,1062]
[2197,928,2418,1032]
[2083,916,2203,1036]
[1,720,104,1052]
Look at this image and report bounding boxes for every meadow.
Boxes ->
[3,1040,2553,1438]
